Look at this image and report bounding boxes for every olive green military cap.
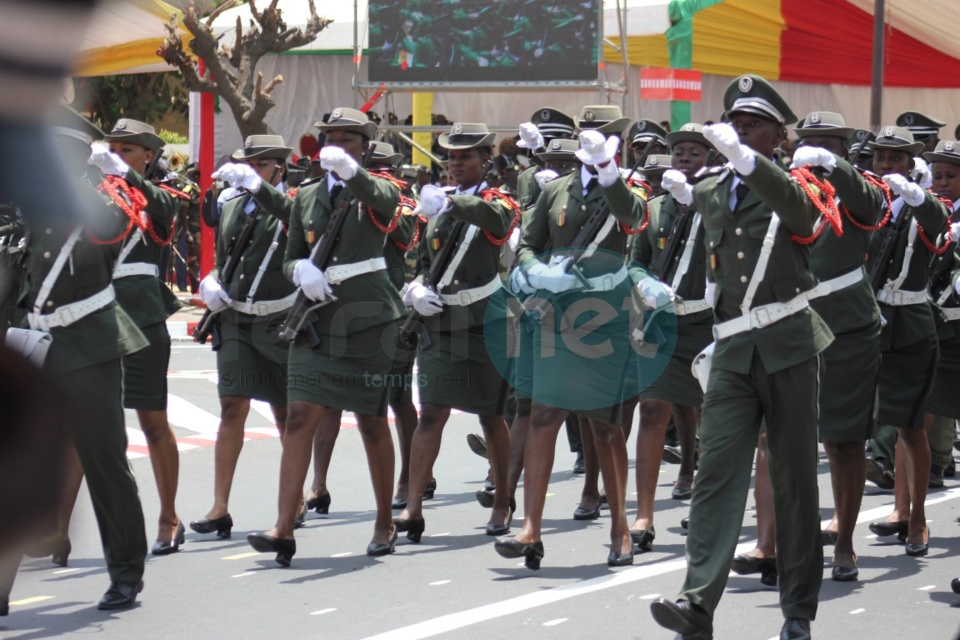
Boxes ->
[530,107,576,140]
[575,105,631,136]
[922,139,960,165]
[231,134,292,161]
[723,74,797,125]
[849,129,876,158]
[869,125,923,156]
[315,107,378,140]
[896,111,945,140]
[48,105,103,145]
[369,140,403,167]
[666,122,714,150]
[104,118,164,151]
[627,119,669,147]
[794,111,855,140]
[535,137,580,162]
[437,123,496,150]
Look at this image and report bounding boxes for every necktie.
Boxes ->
[329,183,344,202]
[585,177,598,195]
[734,182,749,210]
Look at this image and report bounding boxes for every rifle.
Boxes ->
[193,165,282,344]
[395,162,494,351]
[869,196,912,294]
[927,238,956,294]
[277,145,377,345]
[524,153,647,320]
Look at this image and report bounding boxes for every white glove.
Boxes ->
[507,227,521,252]
[703,123,757,176]
[636,276,675,310]
[199,275,232,312]
[88,142,130,178]
[949,221,960,243]
[789,146,837,175]
[595,160,620,187]
[213,162,262,193]
[911,157,933,189]
[413,184,450,219]
[661,169,694,206]
[525,257,581,294]
[575,131,620,166]
[705,279,717,308]
[403,280,443,316]
[319,146,359,181]
[882,173,926,207]
[534,169,559,188]
[509,266,535,295]
[517,122,544,150]
[293,260,333,302]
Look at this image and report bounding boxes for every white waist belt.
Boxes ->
[440,276,501,306]
[876,287,930,306]
[585,266,629,292]
[325,257,387,284]
[806,267,865,300]
[28,285,115,332]
[713,295,809,341]
[941,307,960,321]
[674,299,711,316]
[114,262,159,278]
[230,291,298,316]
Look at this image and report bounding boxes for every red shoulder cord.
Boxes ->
[390,197,426,251]
[787,167,842,245]
[843,171,893,232]
[918,194,955,255]
[620,178,652,235]
[286,187,299,199]
[92,175,146,245]
[479,188,520,245]
[365,171,411,235]
[156,182,191,201]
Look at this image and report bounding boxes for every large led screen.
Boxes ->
[367,1,601,85]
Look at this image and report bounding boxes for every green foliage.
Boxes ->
[159,129,189,144]
[72,73,189,132]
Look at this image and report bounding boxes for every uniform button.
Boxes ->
[45,228,52,235]
[46,301,53,307]
[740,275,748,283]
[796,287,801,293]
[239,256,244,261]
[581,205,587,212]
[43,251,51,259]
[332,256,338,262]
[239,274,245,280]
[453,279,459,285]
[735,227,743,236]
[737,251,744,259]
[659,227,664,233]
[709,241,715,248]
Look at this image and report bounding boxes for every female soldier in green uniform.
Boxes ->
[628,123,715,550]
[246,108,404,564]
[190,135,296,539]
[393,123,518,542]
[865,127,949,556]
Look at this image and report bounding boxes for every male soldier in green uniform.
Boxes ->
[190,135,296,538]
[896,111,945,155]
[626,119,670,168]
[515,107,577,210]
[651,75,833,640]
[9,106,149,610]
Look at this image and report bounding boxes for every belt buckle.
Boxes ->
[753,307,772,328]
[459,290,472,306]
[56,306,76,327]
[601,275,614,291]
[255,302,268,316]
[890,291,902,305]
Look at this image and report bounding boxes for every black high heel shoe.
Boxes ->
[607,548,634,567]
[152,522,185,556]
[367,527,398,557]
[821,529,838,546]
[306,492,331,515]
[393,517,426,543]
[423,479,437,501]
[573,504,601,521]
[731,554,778,586]
[26,536,71,567]
[905,527,930,557]
[189,514,233,538]
[294,501,309,530]
[485,501,515,537]
[868,519,908,541]
[475,489,495,509]
[630,525,656,552]
[247,533,296,567]
[494,538,544,570]
[391,495,408,510]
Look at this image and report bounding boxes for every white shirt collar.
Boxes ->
[454,181,488,195]
[326,173,346,192]
[580,166,596,193]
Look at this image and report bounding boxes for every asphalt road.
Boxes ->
[3,343,960,639]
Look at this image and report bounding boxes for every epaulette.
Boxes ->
[697,164,731,184]
[298,175,325,188]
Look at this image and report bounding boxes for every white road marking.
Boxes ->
[542,618,568,627]
[166,394,222,434]
[918,585,936,591]
[639,593,660,600]
[52,569,79,575]
[850,608,865,614]
[232,572,255,578]
[250,399,278,422]
[429,580,450,586]
[10,596,54,606]
[311,608,337,616]
[331,552,353,558]
[431,533,449,537]
[222,552,261,560]
[361,488,960,640]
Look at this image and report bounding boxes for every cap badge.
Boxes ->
[636,121,647,132]
[682,123,696,131]
[738,76,753,93]
[946,141,955,151]
[649,157,659,165]
[904,114,915,126]
[856,130,867,141]
[883,126,895,138]
[583,111,595,122]
[331,108,343,119]
[244,137,253,148]
[809,113,821,124]
[551,139,561,149]
[452,123,464,135]
[540,109,551,122]
[115,119,126,130]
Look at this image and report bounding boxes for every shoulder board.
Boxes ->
[298,175,325,188]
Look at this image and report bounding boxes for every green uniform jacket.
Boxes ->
[516,165,541,211]
[283,169,404,337]
[417,188,515,330]
[865,189,949,349]
[385,203,418,291]
[930,239,960,341]
[113,169,182,327]
[810,159,884,333]
[209,182,295,311]
[698,156,833,374]
[630,193,710,322]
[517,171,645,279]
[19,173,147,372]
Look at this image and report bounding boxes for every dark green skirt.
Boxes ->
[928,331,960,419]
[216,311,290,406]
[877,334,938,429]
[122,321,170,411]
[287,321,399,417]
[818,321,881,442]
[417,325,509,416]
[638,312,710,408]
